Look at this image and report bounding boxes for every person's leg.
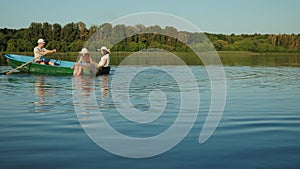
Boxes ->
[49,62,55,66]
[77,66,83,76]
[73,66,79,76]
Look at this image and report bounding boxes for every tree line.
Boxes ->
[0,22,299,53]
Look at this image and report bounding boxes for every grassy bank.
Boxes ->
[217,51,300,57]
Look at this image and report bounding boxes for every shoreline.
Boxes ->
[1,51,299,66]
[1,51,299,57]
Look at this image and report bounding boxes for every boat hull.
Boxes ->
[7,57,74,75]
[5,54,110,75]
[97,67,111,76]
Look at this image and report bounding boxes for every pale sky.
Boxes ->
[0,0,299,34]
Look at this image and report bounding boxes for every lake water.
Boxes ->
[0,65,300,168]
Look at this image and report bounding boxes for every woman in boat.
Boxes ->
[97,46,110,68]
[33,39,56,66]
[71,48,93,76]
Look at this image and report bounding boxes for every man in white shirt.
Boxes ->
[33,39,56,66]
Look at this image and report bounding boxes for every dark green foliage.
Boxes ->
[0,22,299,53]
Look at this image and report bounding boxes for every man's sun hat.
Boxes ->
[79,48,89,54]
[37,39,45,44]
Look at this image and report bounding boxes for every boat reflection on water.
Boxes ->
[72,75,110,121]
[72,77,93,120]
[33,76,52,113]
[99,75,110,111]
[100,75,110,99]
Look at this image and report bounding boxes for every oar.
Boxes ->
[1,56,41,75]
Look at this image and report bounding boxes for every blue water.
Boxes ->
[0,66,300,169]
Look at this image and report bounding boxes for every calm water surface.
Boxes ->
[0,65,299,169]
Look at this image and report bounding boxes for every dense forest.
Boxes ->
[0,22,299,53]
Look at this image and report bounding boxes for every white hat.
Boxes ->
[97,46,110,53]
[37,39,45,44]
[101,46,108,51]
[79,48,89,54]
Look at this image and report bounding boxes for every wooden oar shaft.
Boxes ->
[4,56,42,75]
[5,60,33,75]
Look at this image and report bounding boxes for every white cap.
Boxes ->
[37,39,45,44]
[79,48,89,54]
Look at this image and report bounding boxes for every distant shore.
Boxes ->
[1,51,299,66]
[1,51,299,57]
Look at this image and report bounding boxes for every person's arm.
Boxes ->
[44,48,56,53]
[36,48,56,55]
[89,56,93,63]
[71,56,82,69]
[35,50,48,56]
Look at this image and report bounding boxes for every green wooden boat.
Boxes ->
[5,54,110,75]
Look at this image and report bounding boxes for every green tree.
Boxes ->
[43,22,53,41]
[0,32,6,51]
[46,40,59,51]
[26,22,43,45]
[101,23,112,39]
[88,25,98,37]
[61,22,79,43]
[127,42,139,52]
[16,39,32,52]
[188,32,206,44]
[111,24,126,45]
[137,42,147,50]
[6,39,17,52]
[213,40,228,51]
[77,21,89,41]
[52,23,62,41]
[146,25,162,34]
[135,24,146,32]
[1,21,300,53]
[69,40,85,52]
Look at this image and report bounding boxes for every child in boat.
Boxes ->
[71,48,93,76]
[33,39,56,66]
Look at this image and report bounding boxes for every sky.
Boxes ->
[0,0,299,34]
